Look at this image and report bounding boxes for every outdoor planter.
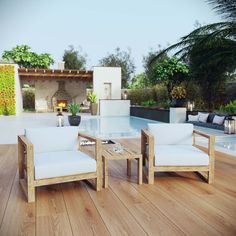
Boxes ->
[171,99,186,107]
[91,103,98,115]
[130,106,169,123]
[68,115,81,126]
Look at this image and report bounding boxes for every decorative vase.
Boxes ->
[91,103,98,115]
[68,115,81,126]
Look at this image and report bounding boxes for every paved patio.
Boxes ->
[0,112,90,144]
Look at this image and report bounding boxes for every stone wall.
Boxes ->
[34,80,87,112]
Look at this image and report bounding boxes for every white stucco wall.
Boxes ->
[93,67,121,100]
[100,100,130,116]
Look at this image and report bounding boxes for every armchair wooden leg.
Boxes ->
[148,165,154,184]
[27,185,35,203]
[208,168,214,184]
[96,162,102,191]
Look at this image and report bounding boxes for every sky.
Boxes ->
[0,0,221,73]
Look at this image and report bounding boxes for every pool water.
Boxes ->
[79,116,158,139]
[79,116,236,155]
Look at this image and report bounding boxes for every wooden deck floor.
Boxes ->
[0,139,236,236]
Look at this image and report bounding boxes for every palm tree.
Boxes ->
[152,0,236,62]
[151,0,236,109]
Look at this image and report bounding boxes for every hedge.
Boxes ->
[0,65,16,115]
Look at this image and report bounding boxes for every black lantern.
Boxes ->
[224,117,235,134]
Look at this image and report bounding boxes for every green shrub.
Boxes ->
[23,89,35,111]
[141,99,157,107]
[129,89,155,105]
[219,100,236,115]
[0,65,16,115]
[153,84,168,102]
[156,100,171,109]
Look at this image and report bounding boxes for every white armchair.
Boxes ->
[18,127,102,202]
[141,123,215,184]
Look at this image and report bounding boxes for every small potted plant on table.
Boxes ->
[68,102,81,126]
[88,92,98,115]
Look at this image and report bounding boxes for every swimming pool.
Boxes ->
[79,116,158,138]
[79,116,236,155]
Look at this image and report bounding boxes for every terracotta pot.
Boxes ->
[91,103,98,115]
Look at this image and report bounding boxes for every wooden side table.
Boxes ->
[102,146,143,188]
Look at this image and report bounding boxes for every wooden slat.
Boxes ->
[109,177,184,235]
[36,185,73,236]
[0,171,36,236]
[0,144,18,226]
[62,182,110,235]
[87,185,147,235]
[154,177,236,235]
[132,181,221,235]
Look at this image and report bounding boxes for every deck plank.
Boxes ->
[62,182,110,236]
[0,171,35,236]
[36,184,73,236]
[155,177,236,235]
[87,184,147,236]
[109,176,184,236]
[0,144,17,226]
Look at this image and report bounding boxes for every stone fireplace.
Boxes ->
[52,81,72,110]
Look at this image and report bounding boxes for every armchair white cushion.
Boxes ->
[25,127,79,153]
[34,150,96,179]
[154,145,209,166]
[148,123,193,145]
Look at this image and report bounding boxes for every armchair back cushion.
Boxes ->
[25,127,79,153]
[148,123,193,145]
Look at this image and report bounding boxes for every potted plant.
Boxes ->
[68,102,81,126]
[88,92,98,115]
[170,86,187,107]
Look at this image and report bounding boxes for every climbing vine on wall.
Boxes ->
[0,65,16,115]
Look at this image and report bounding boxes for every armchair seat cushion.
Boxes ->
[154,145,209,166]
[34,150,96,180]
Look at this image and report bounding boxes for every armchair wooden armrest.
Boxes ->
[193,130,215,184]
[193,130,215,156]
[78,132,102,161]
[78,132,102,190]
[18,135,34,175]
[18,135,33,147]
[18,135,35,201]
[141,128,154,162]
[78,132,101,143]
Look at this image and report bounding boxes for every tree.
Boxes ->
[2,45,54,68]
[99,47,135,88]
[143,47,169,86]
[153,58,190,97]
[63,45,87,70]
[150,0,236,108]
[188,36,236,109]
[130,73,147,89]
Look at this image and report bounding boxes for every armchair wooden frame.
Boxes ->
[18,132,102,202]
[141,129,215,184]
